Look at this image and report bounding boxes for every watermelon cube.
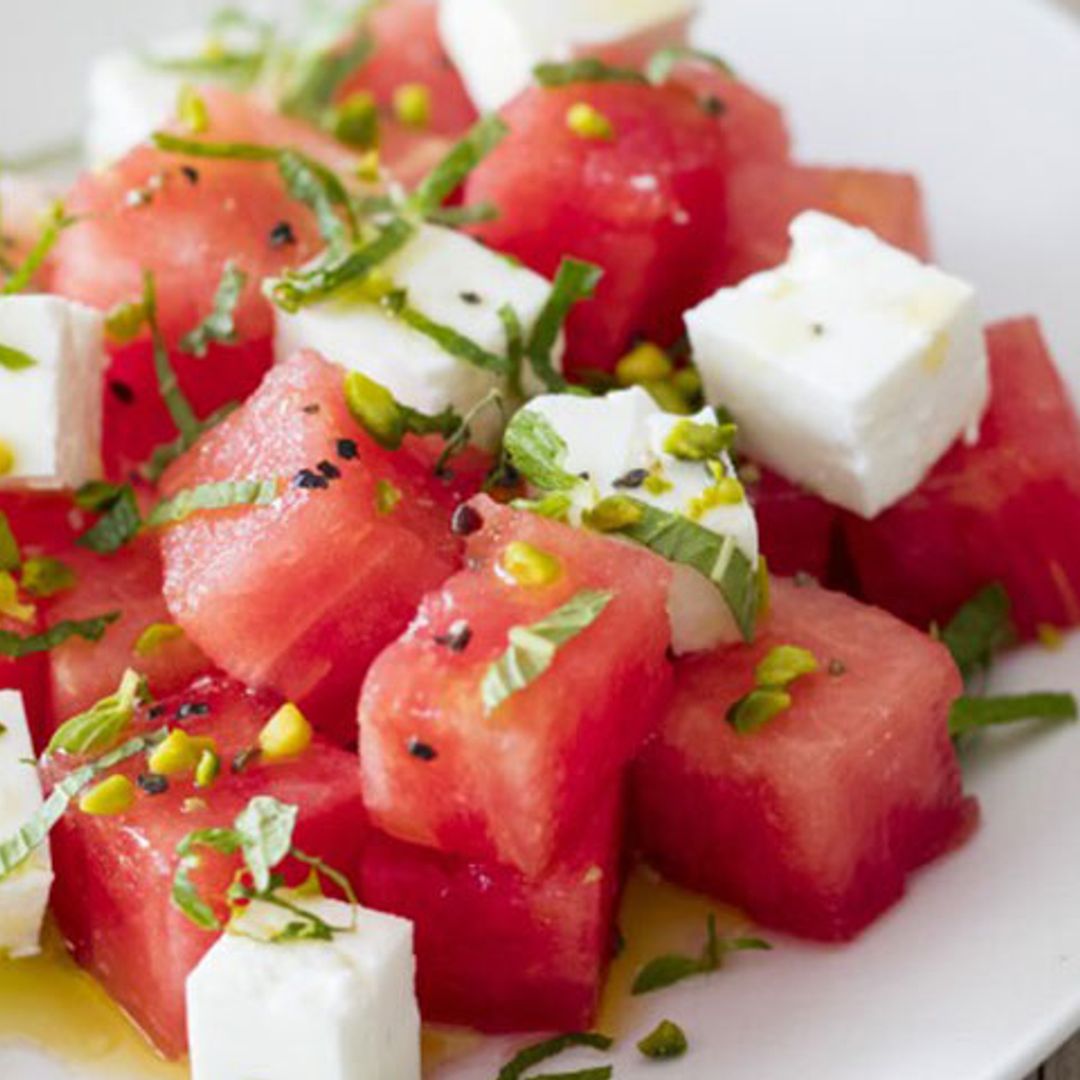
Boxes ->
[715,162,931,287]
[632,577,974,941]
[844,318,1080,638]
[359,496,672,876]
[159,350,463,745]
[43,534,213,736]
[464,81,729,376]
[360,789,623,1033]
[46,675,367,1058]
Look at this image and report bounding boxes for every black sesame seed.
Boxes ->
[434,620,472,653]
[232,747,261,774]
[302,403,321,415]
[108,379,136,405]
[702,94,727,117]
[177,701,210,720]
[811,322,826,337]
[180,165,200,185]
[336,438,359,460]
[828,659,847,677]
[294,468,330,490]
[577,471,591,481]
[316,459,342,480]
[148,704,167,720]
[613,468,649,490]
[269,220,297,248]
[137,772,169,796]
[459,290,483,305]
[451,503,483,536]
[498,462,520,486]
[407,737,438,762]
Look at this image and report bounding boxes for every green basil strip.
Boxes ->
[410,115,509,218]
[534,57,648,87]
[949,693,1078,739]
[0,612,120,658]
[146,479,279,528]
[526,258,603,391]
[497,1032,614,1080]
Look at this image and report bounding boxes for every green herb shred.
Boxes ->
[646,45,736,85]
[637,1019,688,1060]
[534,57,648,88]
[497,1032,614,1080]
[526,258,603,390]
[949,693,1078,739]
[146,479,279,528]
[1,202,75,295]
[409,115,509,218]
[46,669,149,756]
[76,484,143,554]
[938,582,1015,682]
[0,612,120,659]
[179,261,248,356]
[0,343,37,371]
[0,512,20,572]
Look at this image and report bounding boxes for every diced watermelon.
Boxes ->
[360,789,623,1032]
[0,490,83,554]
[46,675,367,1058]
[159,350,463,745]
[42,535,213,734]
[50,88,340,477]
[632,577,974,941]
[714,162,931,287]
[745,465,839,581]
[844,318,1080,638]
[0,612,48,737]
[464,81,730,377]
[359,496,672,876]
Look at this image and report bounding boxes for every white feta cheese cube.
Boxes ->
[0,690,53,959]
[187,898,420,1080]
[686,211,990,519]
[523,387,759,652]
[275,223,561,448]
[0,296,106,489]
[438,0,697,113]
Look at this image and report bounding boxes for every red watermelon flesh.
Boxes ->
[43,535,213,736]
[359,496,672,876]
[714,162,931,288]
[632,577,973,941]
[844,318,1080,638]
[159,350,463,745]
[45,675,367,1059]
[464,81,730,376]
[745,465,839,581]
[359,788,623,1033]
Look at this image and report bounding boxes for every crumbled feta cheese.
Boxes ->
[0,690,53,959]
[686,211,990,519]
[274,223,561,447]
[0,296,106,489]
[523,386,759,651]
[187,898,420,1080]
[438,0,697,112]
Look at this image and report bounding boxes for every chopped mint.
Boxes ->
[497,1032,614,1080]
[46,669,149,757]
[179,261,248,357]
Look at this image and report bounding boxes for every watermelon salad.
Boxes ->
[0,2,1077,1077]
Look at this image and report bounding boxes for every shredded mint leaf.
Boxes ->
[427,202,500,228]
[280,29,373,124]
[20,556,76,598]
[632,914,770,995]
[637,1019,688,1060]
[481,590,613,714]
[142,269,203,445]
[0,343,37,370]
[392,294,510,375]
[503,409,581,493]
[0,512,20,573]
[179,261,248,357]
[526,258,602,391]
[646,45,736,85]
[142,9,273,89]
[534,57,647,87]
[2,202,75,295]
[46,669,149,757]
[949,693,1078,739]
[75,484,142,554]
[267,217,415,312]
[433,390,504,477]
[0,728,167,884]
[498,303,525,396]
[410,115,509,218]
[173,825,246,930]
[497,1032,614,1080]
[613,501,759,641]
[938,583,1015,681]
[141,401,239,484]
[234,795,299,893]
[146,479,279,528]
[526,1070,611,1080]
[0,612,120,658]
[74,481,127,513]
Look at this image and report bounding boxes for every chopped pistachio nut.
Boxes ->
[329,91,379,149]
[355,149,381,184]
[258,702,313,762]
[728,687,791,734]
[642,470,673,496]
[375,478,402,515]
[638,1019,688,1060]
[672,366,703,400]
[194,748,221,789]
[0,439,15,477]
[79,774,136,816]
[148,729,217,777]
[566,101,615,140]
[20,556,76,597]
[756,644,818,688]
[104,299,147,344]
[663,418,736,461]
[393,83,432,128]
[134,622,185,657]
[686,477,745,520]
[615,342,673,386]
[177,84,210,134]
[343,370,405,449]
[500,540,562,587]
[0,571,35,623]
[1037,623,1064,651]
[583,495,645,533]
[643,378,694,415]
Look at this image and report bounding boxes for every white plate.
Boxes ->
[4,0,1080,1078]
